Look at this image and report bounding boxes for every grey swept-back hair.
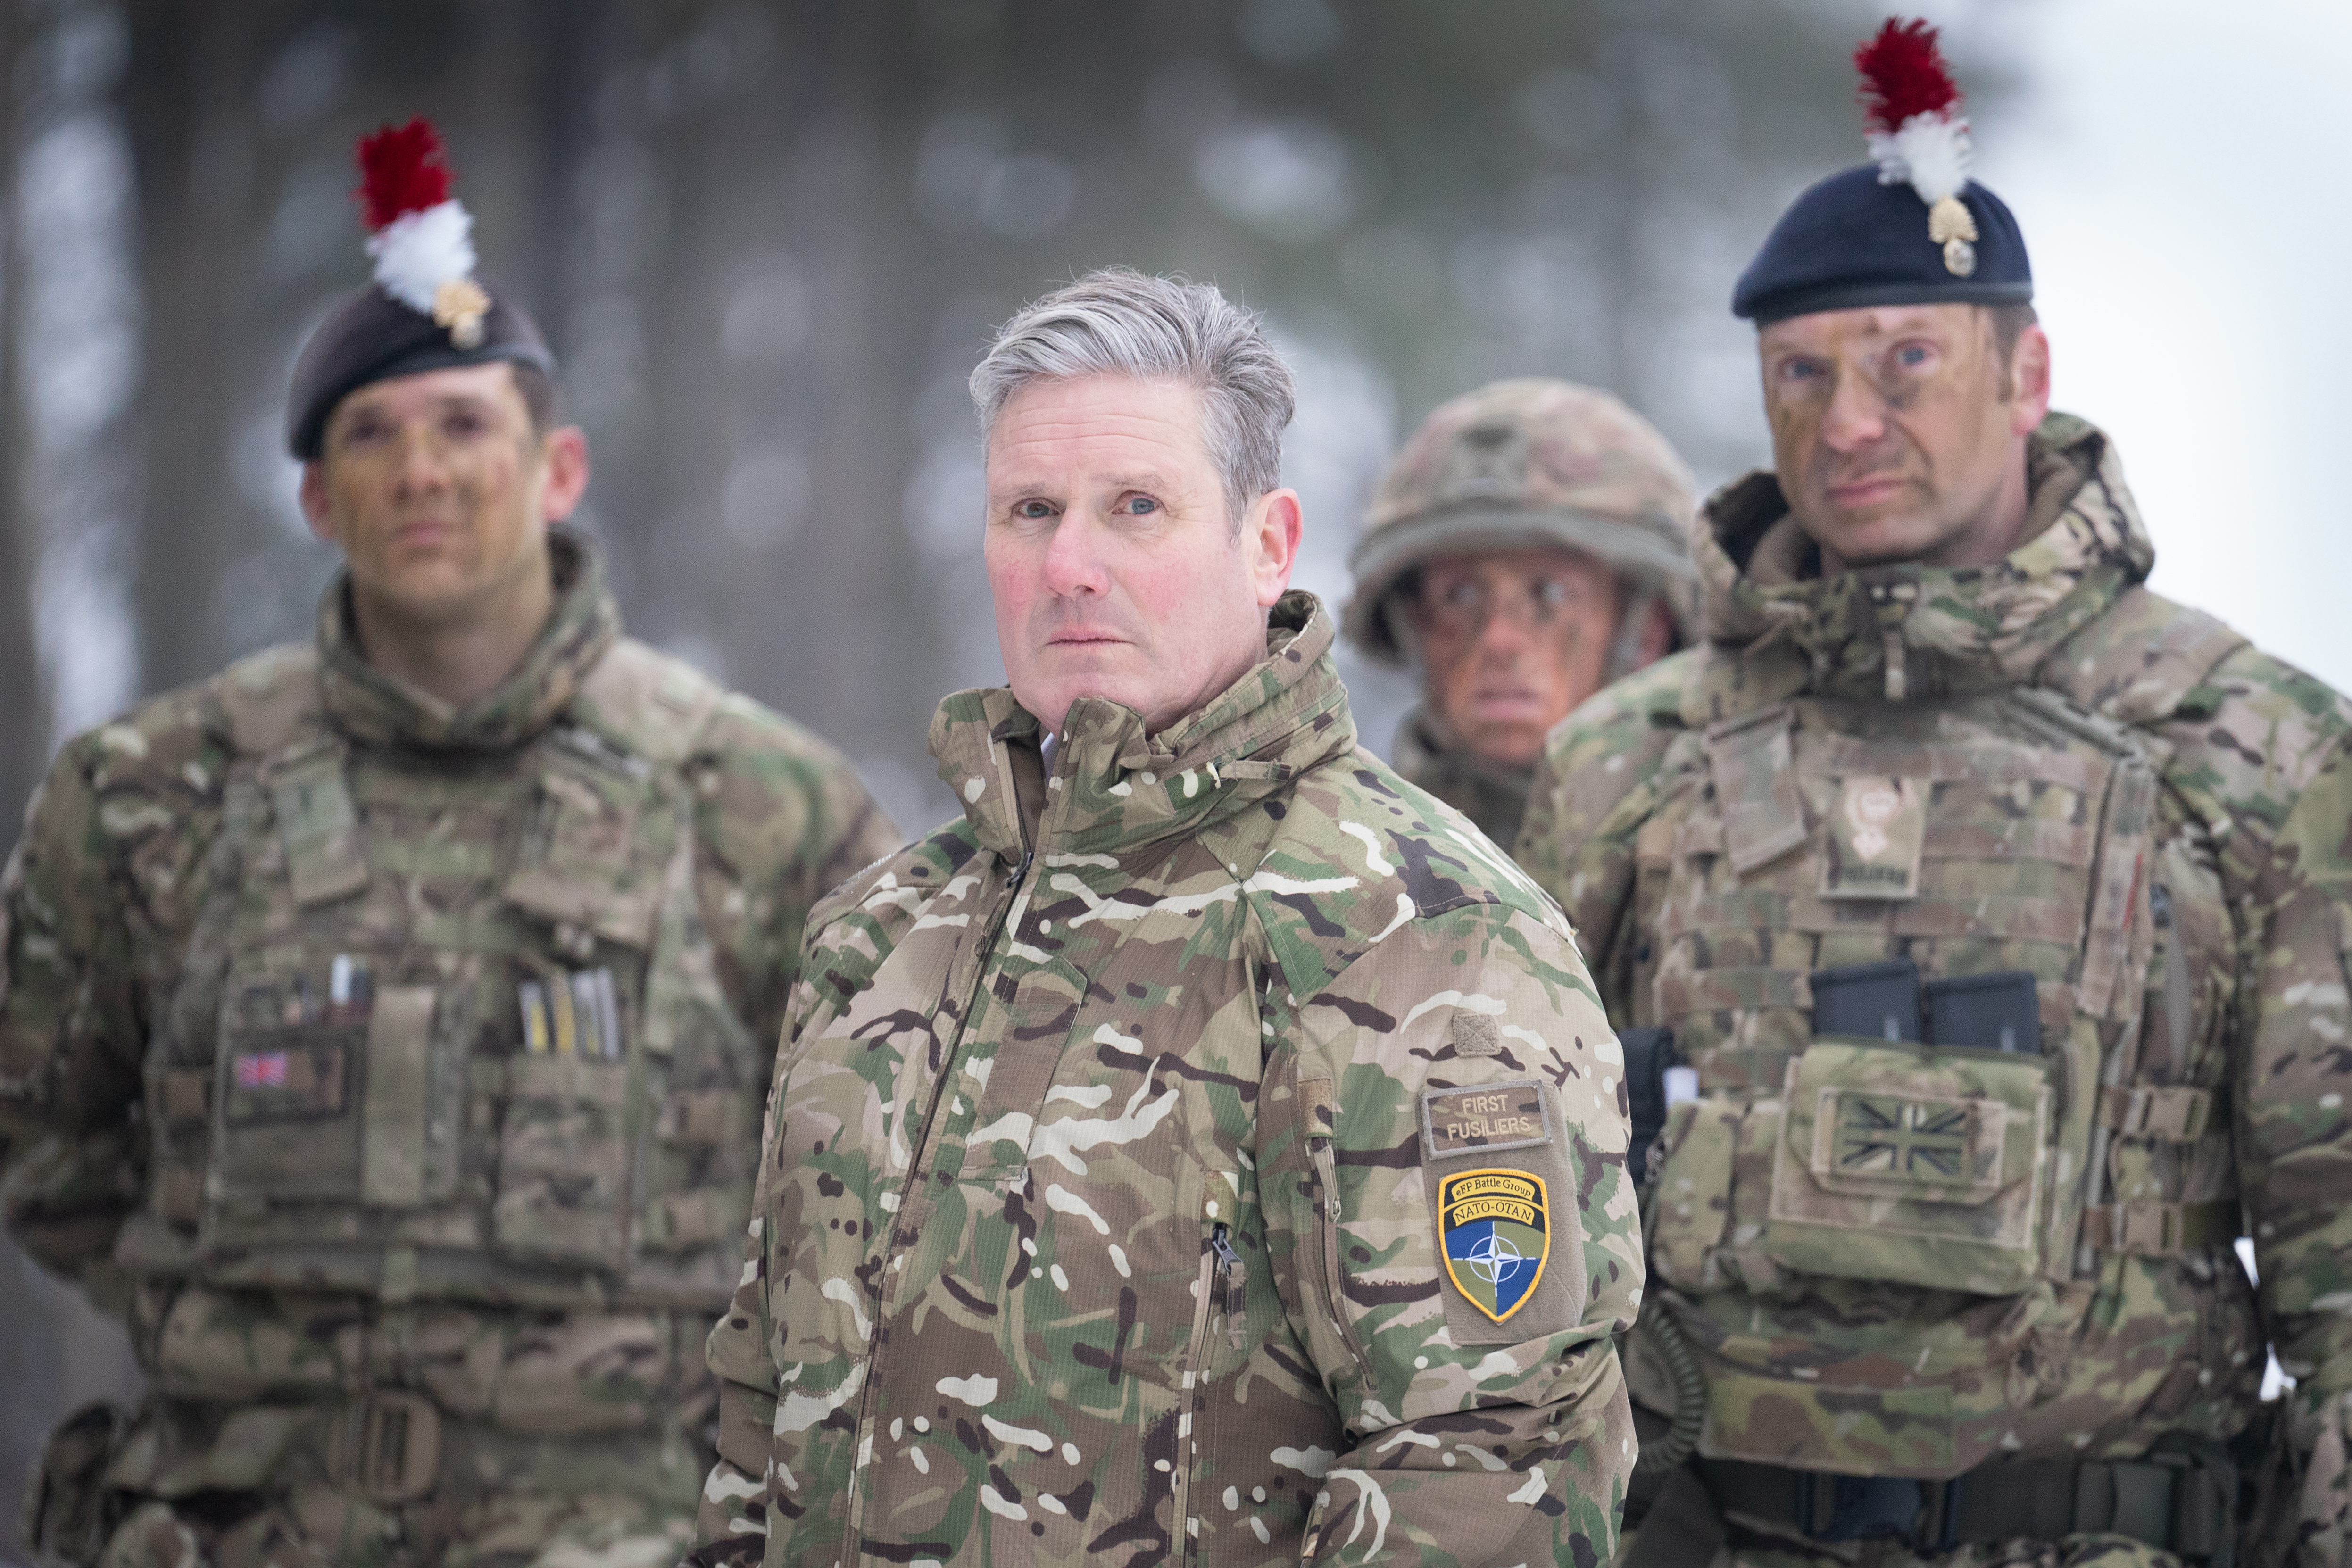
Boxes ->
[970,267,1296,529]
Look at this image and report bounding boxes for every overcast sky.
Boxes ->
[1975,0,2349,692]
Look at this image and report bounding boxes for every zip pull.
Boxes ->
[1309,1136,1343,1223]
[1210,1222,1248,1351]
[2151,884,2174,927]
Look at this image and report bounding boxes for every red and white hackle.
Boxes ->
[355,118,489,347]
[1854,18,1979,277]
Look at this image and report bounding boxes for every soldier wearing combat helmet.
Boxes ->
[1344,378,1695,848]
[0,121,899,1568]
[1518,18,2352,1567]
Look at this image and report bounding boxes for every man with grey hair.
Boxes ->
[686,266,1641,1568]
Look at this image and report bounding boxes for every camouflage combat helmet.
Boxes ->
[1343,378,1699,670]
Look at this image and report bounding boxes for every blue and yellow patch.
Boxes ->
[1438,1168,1549,1323]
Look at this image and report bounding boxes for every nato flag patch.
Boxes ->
[1438,1168,1550,1323]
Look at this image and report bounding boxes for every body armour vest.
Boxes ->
[116,639,763,1311]
[1620,487,2269,1483]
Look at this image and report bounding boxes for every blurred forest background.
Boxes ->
[13,0,2348,1557]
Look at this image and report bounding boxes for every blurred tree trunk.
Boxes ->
[118,0,281,694]
[1,11,66,1560]
[0,0,49,823]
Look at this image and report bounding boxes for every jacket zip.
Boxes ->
[1173,1223,1227,1568]
[1210,1221,1248,1352]
[839,842,1034,1564]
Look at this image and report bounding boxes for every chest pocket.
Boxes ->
[492,734,681,1271]
[1646,692,2177,1295]
[505,729,667,950]
[196,746,474,1261]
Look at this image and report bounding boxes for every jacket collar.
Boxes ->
[316,527,622,754]
[1682,413,2150,722]
[929,590,1357,861]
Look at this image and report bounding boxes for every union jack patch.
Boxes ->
[235,1051,291,1089]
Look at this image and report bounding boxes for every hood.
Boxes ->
[929,590,1358,862]
[1683,413,2150,721]
[316,526,622,753]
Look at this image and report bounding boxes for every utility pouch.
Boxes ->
[25,1402,126,1568]
[493,1053,636,1269]
[210,1012,366,1203]
[1765,1037,2055,1295]
[1646,1095,1783,1295]
[505,742,661,950]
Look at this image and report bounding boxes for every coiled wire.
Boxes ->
[1631,1305,1708,1476]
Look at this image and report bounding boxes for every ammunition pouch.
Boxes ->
[1696,1431,2240,1562]
[1764,1036,2058,1296]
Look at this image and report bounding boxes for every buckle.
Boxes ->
[326,1390,441,1505]
[1798,1472,1936,1542]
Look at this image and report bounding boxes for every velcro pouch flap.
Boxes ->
[1765,1038,2053,1296]
[361,987,438,1210]
[265,745,370,907]
[1704,706,1808,875]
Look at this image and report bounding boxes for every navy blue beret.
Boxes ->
[1732,165,2031,324]
[286,277,557,460]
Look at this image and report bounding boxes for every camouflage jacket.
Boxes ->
[691,592,1640,1568]
[1518,417,2352,1536]
[1389,705,1534,852]
[0,527,897,1328]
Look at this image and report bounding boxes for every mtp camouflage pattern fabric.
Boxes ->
[1517,416,2352,1563]
[689,592,1642,1568]
[1343,377,1699,671]
[0,530,899,1568]
[1387,705,1535,853]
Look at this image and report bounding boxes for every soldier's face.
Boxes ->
[300,363,587,624]
[1407,548,1631,769]
[1759,303,2050,570]
[984,374,1302,736]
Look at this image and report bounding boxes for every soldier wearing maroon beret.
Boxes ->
[1516,19,2352,1566]
[2,120,899,1568]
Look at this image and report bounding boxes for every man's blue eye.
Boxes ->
[1896,346,1931,368]
[1123,496,1157,515]
[1016,500,1053,519]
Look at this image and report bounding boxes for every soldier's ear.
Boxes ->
[1245,487,1303,609]
[2004,324,2052,436]
[298,462,340,547]
[538,427,591,522]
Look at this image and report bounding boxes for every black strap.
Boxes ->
[1695,1438,2236,1561]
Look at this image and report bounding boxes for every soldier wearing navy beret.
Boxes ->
[1518,18,2352,1566]
[2,120,898,1568]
